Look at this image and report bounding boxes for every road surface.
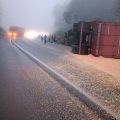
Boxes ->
[0,39,102,120]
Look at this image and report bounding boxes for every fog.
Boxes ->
[54,0,120,31]
[1,0,120,33]
[1,0,68,33]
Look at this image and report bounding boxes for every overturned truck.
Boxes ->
[66,21,120,59]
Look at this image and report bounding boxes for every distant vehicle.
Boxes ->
[9,26,25,38]
[7,32,17,40]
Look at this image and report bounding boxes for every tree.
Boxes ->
[63,12,73,24]
[0,27,5,39]
[53,4,70,31]
[115,0,120,18]
[54,0,118,32]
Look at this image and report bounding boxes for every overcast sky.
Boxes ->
[1,0,69,33]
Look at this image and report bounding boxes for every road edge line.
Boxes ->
[13,42,120,120]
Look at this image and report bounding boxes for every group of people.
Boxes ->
[41,35,47,44]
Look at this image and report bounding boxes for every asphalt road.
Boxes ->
[16,39,70,64]
[0,39,102,120]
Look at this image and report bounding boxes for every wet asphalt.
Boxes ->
[0,39,102,120]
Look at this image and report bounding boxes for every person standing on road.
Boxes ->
[44,35,47,44]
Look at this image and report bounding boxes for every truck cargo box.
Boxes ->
[91,21,120,58]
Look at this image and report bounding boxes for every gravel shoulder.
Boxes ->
[17,40,120,117]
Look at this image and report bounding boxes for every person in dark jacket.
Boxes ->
[44,35,47,44]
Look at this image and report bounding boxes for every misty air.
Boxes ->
[0,0,120,120]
